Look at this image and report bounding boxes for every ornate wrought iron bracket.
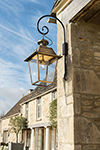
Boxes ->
[37,15,68,81]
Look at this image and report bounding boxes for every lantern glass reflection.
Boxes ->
[28,53,57,85]
[28,55,38,84]
[38,54,57,83]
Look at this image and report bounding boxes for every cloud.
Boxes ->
[0,57,30,87]
[0,57,31,116]
[0,99,10,116]
[0,0,24,16]
[27,0,49,6]
[0,24,36,43]
[0,87,27,115]
[0,0,56,117]
[28,0,40,4]
[0,22,38,62]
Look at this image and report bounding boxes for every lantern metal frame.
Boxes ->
[25,45,61,85]
[37,15,68,81]
[25,14,68,86]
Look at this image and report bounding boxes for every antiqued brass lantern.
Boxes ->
[24,37,61,86]
[24,14,68,86]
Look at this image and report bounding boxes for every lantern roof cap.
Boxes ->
[24,45,61,62]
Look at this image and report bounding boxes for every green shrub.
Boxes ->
[49,99,57,128]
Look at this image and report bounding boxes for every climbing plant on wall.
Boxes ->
[49,99,57,128]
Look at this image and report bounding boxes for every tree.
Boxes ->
[49,99,57,129]
[8,115,27,143]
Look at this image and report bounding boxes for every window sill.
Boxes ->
[36,118,42,121]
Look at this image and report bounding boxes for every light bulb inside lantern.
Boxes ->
[41,64,46,70]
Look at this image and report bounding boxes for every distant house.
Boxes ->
[0,77,57,150]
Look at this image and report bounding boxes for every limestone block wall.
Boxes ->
[1,117,16,143]
[42,92,52,122]
[57,12,100,150]
[1,118,9,131]
[57,13,74,149]
[21,104,26,117]
[0,118,9,143]
[22,91,54,127]
[54,1,100,150]
[71,22,100,150]
[27,100,36,125]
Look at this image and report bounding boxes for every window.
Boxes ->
[51,129,58,150]
[37,98,42,119]
[22,129,31,147]
[35,128,44,150]
[51,129,55,149]
[26,103,29,120]
[26,129,31,147]
[52,90,57,100]
[3,131,8,143]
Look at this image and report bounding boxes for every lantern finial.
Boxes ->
[37,37,49,46]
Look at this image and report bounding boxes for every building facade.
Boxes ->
[0,78,57,150]
[51,0,100,150]
[1,1,100,150]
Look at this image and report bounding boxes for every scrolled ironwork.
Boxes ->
[44,35,53,46]
[37,15,68,81]
[37,15,50,36]
[37,15,66,43]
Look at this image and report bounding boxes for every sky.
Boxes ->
[0,0,57,116]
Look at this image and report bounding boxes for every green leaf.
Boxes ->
[8,115,27,143]
[49,99,57,128]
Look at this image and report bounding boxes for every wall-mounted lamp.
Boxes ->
[24,15,68,86]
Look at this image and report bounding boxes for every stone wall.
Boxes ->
[0,89,56,145]
[21,91,54,127]
[72,22,100,150]
[57,13,74,149]
[1,117,16,143]
[57,6,100,150]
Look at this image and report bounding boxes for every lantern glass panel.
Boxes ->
[28,55,38,84]
[47,60,57,83]
[38,54,57,83]
[39,63,47,81]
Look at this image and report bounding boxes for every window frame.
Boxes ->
[26,129,31,147]
[26,102,29,121]
[37,97,42,120]
[3,130,8,143]
[51,128,58,150]
[35,128,44,150]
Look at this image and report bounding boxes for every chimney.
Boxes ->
[28,89,33,93]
